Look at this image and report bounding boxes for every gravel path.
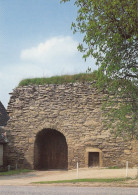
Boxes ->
[0,168,137,186]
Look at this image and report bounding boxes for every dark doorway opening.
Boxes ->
[88,152,99,167]
[34,129,68,170]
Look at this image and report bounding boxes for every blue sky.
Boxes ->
[0,0,96,107]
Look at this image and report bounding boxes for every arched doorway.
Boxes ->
[34,129,68,170]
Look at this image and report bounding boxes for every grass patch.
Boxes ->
[107,166,121,169]
[18,71,98,86]
[0,169,33,176]
[32,178,131,184]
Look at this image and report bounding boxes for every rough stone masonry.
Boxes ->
[4,82,138,169]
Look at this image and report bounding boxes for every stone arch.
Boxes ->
[34,128,68,170]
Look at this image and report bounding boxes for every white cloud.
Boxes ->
[21,36,78,63]
[20,36,97,76]
[0,36,97,107]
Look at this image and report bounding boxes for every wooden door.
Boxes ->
[88,152,99,167]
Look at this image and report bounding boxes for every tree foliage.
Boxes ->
[102,79,138,139]
[61,0,138,139]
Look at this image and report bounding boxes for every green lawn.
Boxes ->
[107,166,121,169]
[32,177,131,184]
[0,169,33,176]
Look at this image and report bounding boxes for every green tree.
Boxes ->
[61,0,138,139]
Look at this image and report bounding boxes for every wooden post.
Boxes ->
[77,162,79,179]
[8,165,10,171]
[126,161,128,178]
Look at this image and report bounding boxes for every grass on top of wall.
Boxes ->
[18,71,98,86]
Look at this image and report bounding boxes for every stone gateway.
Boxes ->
[34,129,68,170]
[5,83,138,169]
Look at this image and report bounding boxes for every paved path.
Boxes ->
[0,186,138,195]
[0,168,137,186]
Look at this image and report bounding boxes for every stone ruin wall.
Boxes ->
[5,82,138,169]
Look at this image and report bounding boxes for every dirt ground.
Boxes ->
[0,168,138,187]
